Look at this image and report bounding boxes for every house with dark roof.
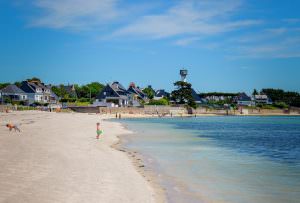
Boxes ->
[96,81,147,107]
[154,89,170,100]
[62,84,77,98]
[127,82,148,102]
[20,81,53,104]
[192,89,205,104]
[96,82,130,107]
[0,84,28,104]
[234,92,254,106]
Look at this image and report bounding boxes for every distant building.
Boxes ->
[96,82,130,107]
[154,89,170,100]
[234,93,254,106]
[201,93,237,102]
[62,84,77,98]
[192,89,205,104]
[253,94,272,105]
[0,84,28,104]
[96,81,148,107]
[20,80,54,104]
[127,82,148,102]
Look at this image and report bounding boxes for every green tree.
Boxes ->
[142,87,155,99]
[171,81,197,109]
[86,82,105,98]
[0,83,10,89]
[252,89,258,95]
[27,77,42,83]
[14,82,21,87]
[261,88,300,107]
[75,82,104,100]
[51,85,68,98]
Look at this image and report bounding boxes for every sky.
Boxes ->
[0,0,300,93]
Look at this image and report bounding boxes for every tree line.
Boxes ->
[260,88,300,107]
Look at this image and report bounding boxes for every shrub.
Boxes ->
[273,102,289,109]
[78,98,91,102]
[147,98,169,105]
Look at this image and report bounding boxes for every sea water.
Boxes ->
[120,116,300,203]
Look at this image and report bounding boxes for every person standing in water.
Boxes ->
[96,122,103,139]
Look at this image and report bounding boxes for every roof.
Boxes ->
[62,85,77,97]
[155,89,170,97]
[128,84,147,100]
[97,82,129,100]
[0,84,26,94]
[111,82,128,95]
[236,92,252,101]
[20,81,50,93]
[192,89,202,102]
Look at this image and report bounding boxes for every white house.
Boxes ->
[20,80,53,104]
[253,94,273,105]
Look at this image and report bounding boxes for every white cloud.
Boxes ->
[174,37,201,46]
[282,18,300,24]
[230,36,300,58]
[21,0,300,59]
[111,0,261,39]
[30,0,120,30]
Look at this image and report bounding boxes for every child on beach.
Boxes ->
[6,123,21,132]
[96,122,103,139]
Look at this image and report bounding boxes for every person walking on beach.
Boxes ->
[96,122,103,139]
[6,123,21,132]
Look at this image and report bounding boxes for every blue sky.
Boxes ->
[0,0,300,93]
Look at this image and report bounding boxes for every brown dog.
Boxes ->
[6,123,21,132]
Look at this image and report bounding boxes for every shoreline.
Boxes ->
[111,128,166,203]
[112,121,206,203]
[100,113,300,120]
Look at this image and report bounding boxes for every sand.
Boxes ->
[0,111,164,203]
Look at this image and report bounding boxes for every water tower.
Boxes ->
[180,69,188,82]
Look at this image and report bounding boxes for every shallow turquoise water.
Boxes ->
[120,116,300,203]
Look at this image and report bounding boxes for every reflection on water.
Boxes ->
[120,116,300,203]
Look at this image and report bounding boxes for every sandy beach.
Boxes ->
[0,111,164,203]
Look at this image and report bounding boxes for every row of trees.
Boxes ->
[260,88,300,107]
[51,82,105,102]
